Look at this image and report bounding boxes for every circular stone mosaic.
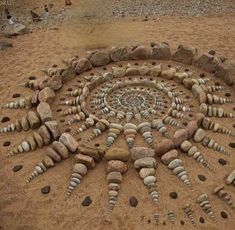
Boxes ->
[0,43,234,225]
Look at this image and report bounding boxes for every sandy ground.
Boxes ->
[0,1,235,230]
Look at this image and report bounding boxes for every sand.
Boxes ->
[0,1,235,230]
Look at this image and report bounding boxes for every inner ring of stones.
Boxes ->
[93,78,171,116]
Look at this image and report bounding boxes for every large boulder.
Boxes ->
[75,58,92,75]
[151,42,171,60]
[4,23,29,37]
[194,53,221,73]
[172,45,197,65]
[109,46,131,62]
[215,62,235,86]
[130,45,149,60]
[89,50,111,67]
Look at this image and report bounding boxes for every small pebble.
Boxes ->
[221,211,228,219]
[199,217,205,223]
[169,192,178,199]
[82,196,92,206]
[12,165,23,172]
[41,185,50,194]
[229,143,235,148]
[180,220,185,225]
[129,196,138,207]
[209,50,215,55]
[218,158,227,166]
[198,174,206,182]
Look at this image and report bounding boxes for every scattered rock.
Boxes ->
[199,217,205,223]
[169,192,178,199]
[129,196,138,207]
[221,211,228,219]
[82,196,92,206]
[218,158,227,165]
[12,165,23,172]
[41,185,50,194]
[198,174,206,181]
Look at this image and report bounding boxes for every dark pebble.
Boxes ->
[3,141,11,147]
[12,93,21,98]
[41,186,50,194]
[147,219,151,224]
[169,192,178,199]
[225,93,231,97]
[129,196,138,207]
[200,73,205,78]
[180,220,185,225]
[12,165,23,172]
[229,143,235,148]
[1,117,10,123]
[218,158,227,166]
[28,76,36,80]
[198,174,206,182]
[163,221,166,225]
[221,211,228,219]
[150,42,156,47]
[209,50,216,55]
[215,82,220,86]
[82,196,92,206]
[199,217,205,223]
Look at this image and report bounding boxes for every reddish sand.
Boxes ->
[0,1,235,230]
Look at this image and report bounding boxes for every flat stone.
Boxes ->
[106,160,128,174]
[41,185,50,194]
[38,87,55,104]
[33,131,44,148]
[168,159,182,169]
[172,45,197,65]
[45,121,61,140]
[42,155,54,168]
[130,147,155,161]
[173,129,188,147]
[226,170,235,185]
[193,128,206,143]
[37,125,51,145]
[181,141,192,154]
[75,58,92,75]
[37,102,53,123]
[59,133,78,152]
[129,196,138,207]
[75,154,95,169]
[28,111,41,129]
[155,139,174,156]
[105,148,129,162]
[134,157,157,169]
[47,147,61,162]
[139,168,155,179]
[107,171,122,184]
[186,120,198,138]
[12,165,23,172]
[191,84,204,97]
[161,149,179,165]
[82,196,92,206]
[52,141,69,159]
[73,163,87,176]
